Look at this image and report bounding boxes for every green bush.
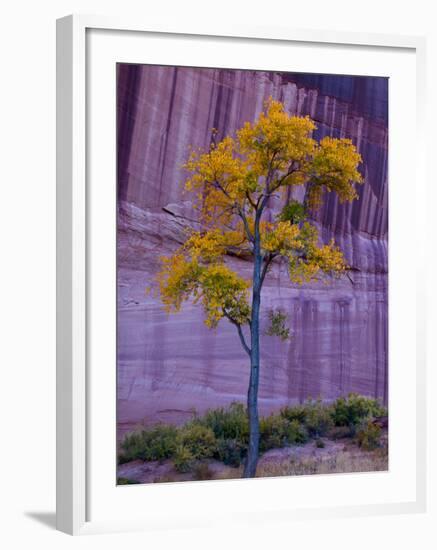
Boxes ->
[173,445,194,473]
[288,419,309,444]
[260,415,287,451]
[332,393,386,428]
[281,399,337,437]
[173,423,217,472]
[117,477,140,485]
[119,424,178,463]
[260,415,307,452]
[195,402,249,442]
[177,424,217,459]
[280,404,307,424]
[215,438,247,467]
[356,420,382,450]
[303,399,334,437]
[118,396,386,470]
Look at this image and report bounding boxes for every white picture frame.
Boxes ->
[56,14,427,535]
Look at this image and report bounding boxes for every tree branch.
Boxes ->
[253,152,278,213]
[208,179,254,243]
[237,206,255,243]
[245,190,257,209]
[225,245,253,257]
[260,253,277,286]
[259,164,306,213]
[210,178,232,199]
[223,310,251,356]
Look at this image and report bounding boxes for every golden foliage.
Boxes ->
[157,99,361,329]
[184,99,362,225]
[157,249,251,328]
[286,222,347,284]
[184,137,253,225]
[308,136,363,209]
[260,220,347,284]
[183,227,248,261]
[237,100,317,175]
[261,221,302,254]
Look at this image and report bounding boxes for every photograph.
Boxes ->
[1,0,431,545]
[116,64,389,485]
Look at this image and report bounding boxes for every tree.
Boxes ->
[156,99,363,477]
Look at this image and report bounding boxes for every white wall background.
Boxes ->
[0,0,435,547]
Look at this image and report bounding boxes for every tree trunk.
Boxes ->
[243,236,262,478]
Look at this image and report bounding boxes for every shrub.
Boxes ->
[288,419,309,444]
[195,402,249,442]
[303,399,334,437]
[356,420,382,451]
[177,424,217,459]
[260,415,288,451]
[173,445,194,473]
[332,393,386,428]
[118,397,386,471]
[117,477,140,485]
[119,424,178,463]
[118,432,145,464]
[118,452,133,465]
[260,415,307,452]
[281,399,336,438]
[215,438,247,467]
[280,404,307,424]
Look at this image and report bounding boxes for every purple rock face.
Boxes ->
[116,65,388,436]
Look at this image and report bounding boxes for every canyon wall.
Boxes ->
[116,64,388,435]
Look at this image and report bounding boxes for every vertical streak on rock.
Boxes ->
[157,67,178,204]
[338,300,352,396]
[117,64,141,203]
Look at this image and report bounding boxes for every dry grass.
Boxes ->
[214,466,243,480]
[191,447,388,481]
[153,473,178,483]
[193,462,214,481]
[256,447,388,478]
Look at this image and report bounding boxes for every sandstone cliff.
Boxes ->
[117,65,388,434]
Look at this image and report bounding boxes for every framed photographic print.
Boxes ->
[56,15,427,535]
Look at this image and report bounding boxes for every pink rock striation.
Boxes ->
[116,65,388,436]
